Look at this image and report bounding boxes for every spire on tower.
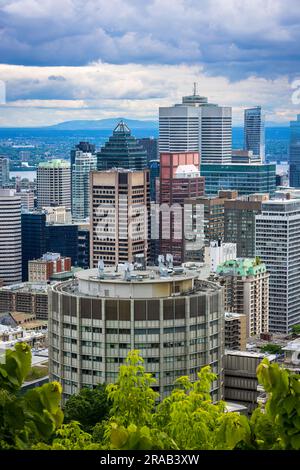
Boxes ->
[193,82,197,96]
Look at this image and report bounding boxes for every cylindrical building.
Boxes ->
[48,264,224,402]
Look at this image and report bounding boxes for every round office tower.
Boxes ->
[48,263,224,402]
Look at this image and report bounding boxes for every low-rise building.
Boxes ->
[0,282,48,320]
[224,350,276,414]
[225,312,247,350]
[28,253,72,283]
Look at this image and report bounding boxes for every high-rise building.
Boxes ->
[46,224,79,267]
[0,157,9,188]
[77,227,90,269]
[20,190,35,212]
[37,160,71,210]
[136,137,158,164]
[289,115,300,188]
[224,196,267,258]
[186,191,238,248]
[21,211,47,281]
[48,263,224,402]
[90,169,150,267]
[225,312,247,351]
[71,141,96,168]
[149,160,160,202]
[201,163,276,196]
[256,199,300,333]
[0,190,22,285]
[217,258,269,337]
[97,121,147,171]
[159,91,232,164]
[72,151,97,221]
[159,152,205,264]
[244,107,265,163]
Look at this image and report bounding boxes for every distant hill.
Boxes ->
[47,118,158,131]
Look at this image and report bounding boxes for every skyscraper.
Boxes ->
[0,189,22,285]
[289,115,300,188]
[244,107,265,163]
[21,211,47,281]
[224,196,266,258]
[256,199,300,333]
[97,121,147,171]
[159,152,205,264]
[37,159,71,210]
[72,150,97,221]
[0,156,9,188]
[90,169,150,267]
[217,258,269,337]
[159,90,232,164]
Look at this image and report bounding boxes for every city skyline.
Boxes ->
[0,0,300,127]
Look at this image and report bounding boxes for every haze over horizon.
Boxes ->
[0,0,300,127]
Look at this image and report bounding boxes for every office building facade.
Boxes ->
[256,199,300,333]
[159,92,232,164]
[217,258,269,337]
[244,107,265,163]
[0,190,22,285]
[224,198,264,258]
[72,151,97,221]
[37,160,71,210]
[289,115,300,188]
[159,152,205,264]
[90,169,150,267]
[201,163,276,196]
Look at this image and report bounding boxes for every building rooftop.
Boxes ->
[0,282,48,294]
[217,258,267,277]
[225,349,277,361]
[53,262,221,299]
[38,159,70,169]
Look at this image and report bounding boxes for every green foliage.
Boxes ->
[2,346,300,451]
[255,358,300,450]
[0,342,31,392]
[291,324,300,335]
[33,422,100,450]
[107,350,159,427]
[260,344,283,355]
[64,384,109,432]
[0,342,63,449]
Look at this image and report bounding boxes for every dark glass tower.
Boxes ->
[97,121,147,171]
[290,115,300,188]
[21,211,47,281]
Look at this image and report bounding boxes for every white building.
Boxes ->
[0,189,22,285]
[37,160,71,210]
[205,240,237,273]
[159,90,232,164]
[20,190,35,211]
[72,151,97,221]
[256,199,300,333]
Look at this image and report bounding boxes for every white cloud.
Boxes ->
[0,61,298,126]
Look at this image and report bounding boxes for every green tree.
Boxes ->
[0,343,63,449]
[64,384,109,432]
[291,324,300,335]
[260,344,283,355]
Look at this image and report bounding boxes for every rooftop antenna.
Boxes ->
[193,82,197,96]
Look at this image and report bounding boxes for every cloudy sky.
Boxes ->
[0,0,300,126]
